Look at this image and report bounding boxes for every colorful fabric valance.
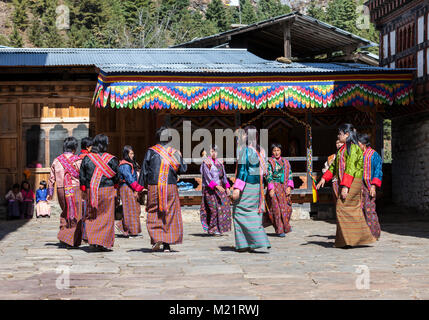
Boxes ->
[93,72,414,110]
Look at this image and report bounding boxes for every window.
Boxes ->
[72,124,90,154]
[390,30,396,56]
[25,125,45,168]
[417,50,424,78]
[49,125,68,164]
[383,33,389,58]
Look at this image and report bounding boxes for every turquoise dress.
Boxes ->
[232,147,271,250]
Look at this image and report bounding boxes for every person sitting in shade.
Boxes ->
[5,184,23,220]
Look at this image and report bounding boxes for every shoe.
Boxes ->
[162,243,171,252]
[97,245,112,252]
[214,232,222,237]
[152,241,162,251]
[236,247,249,252]
[278,233,285,237]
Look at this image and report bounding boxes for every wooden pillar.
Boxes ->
[234,111,241,128]
[17,98,23,182]
[375,106,384,158]
[120,109,126,148]
[306,111,313,191]
[283,21,292,59]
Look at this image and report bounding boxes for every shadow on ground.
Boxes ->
[311,202,429,240]
[0,217,31,242]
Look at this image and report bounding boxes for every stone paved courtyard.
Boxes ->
[0,205,429,300]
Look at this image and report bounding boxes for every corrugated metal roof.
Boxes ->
[98,61,406,74]
[0,48,266,67]
[0,47,412,74]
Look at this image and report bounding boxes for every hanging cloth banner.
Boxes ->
[92,71,414,110]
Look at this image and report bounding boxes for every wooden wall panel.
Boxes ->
[0,174,17,201]
[0,103,17,133]
[0,139,17,170]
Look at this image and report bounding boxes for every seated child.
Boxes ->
[36,180,51,218]
[5,184,23,220]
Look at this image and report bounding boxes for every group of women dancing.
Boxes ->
[46,122,382,252]
[200,123,383,251]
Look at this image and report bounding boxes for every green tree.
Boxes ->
[29,18,44,47]
[307,0,326,21]
[240,0,257,25]
[9,26,24,47]
[257,0,290,21]
[325,0,357,34]
[0,34,9,46]
[206,0,229,32]
[12,0,28,31]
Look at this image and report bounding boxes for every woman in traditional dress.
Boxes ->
[79,134,119,252]
[36,180,50,218]
[266,143,294,237]
[231,125,271,252]
[48,137,83,247]
[79,136,93,242]
[116,145,144,237]
[358,133,382,240]
[21,181,34,219]
[139,127,187,252]
[5,184,23,220]
[317,124,376,248]
[200,145,232,236]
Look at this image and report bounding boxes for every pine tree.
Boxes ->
[41,0,64,47]
[29,18,44,47]
[206,0,229,32]
[9,26,24,47]
[257,0,290,21]
[240,0,257,25]
[326,0,357,34]
[307,0,326,21]
[12,0,28,31]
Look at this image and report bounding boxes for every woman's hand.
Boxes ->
[46,195,52,201]
[216,185,225,193]
[269,189,275,198]
[370,185,376,198]
[316,178,326,190]
[286,187,292,196]
[341,187,349,200]
[226,188,231,197]
[232,189,240,201]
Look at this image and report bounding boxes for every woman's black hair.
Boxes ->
[21,180,30,190]
[243,125,260,152]
[40,180,47,188]
[92,134,109,153]
[270,142,282,154]
[12,183,20,190]
[122,145,140,170]
[338,123,359,154]
[357,133,371,147]
[81,137,93,150]
[63,137,78,153]
[156,126,172,144]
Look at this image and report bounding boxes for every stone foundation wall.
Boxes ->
[392,111,429,213]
